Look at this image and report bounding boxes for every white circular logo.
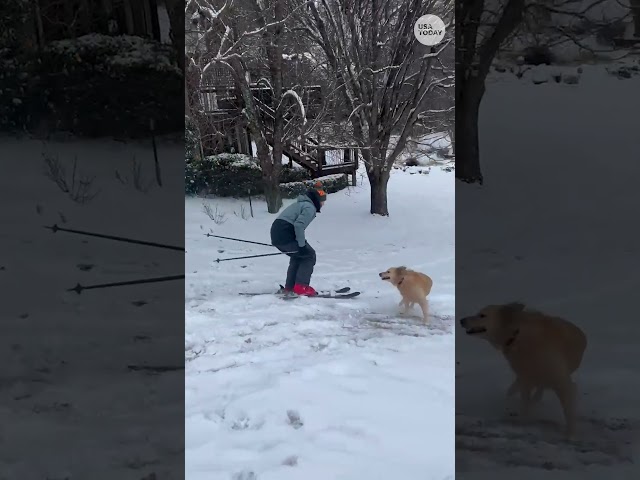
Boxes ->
[414,15,446,46]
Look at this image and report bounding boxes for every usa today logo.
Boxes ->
[414,14,446,46]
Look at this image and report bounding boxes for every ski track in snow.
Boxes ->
[186,165,455,480]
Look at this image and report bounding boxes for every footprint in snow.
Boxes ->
[231,471,257,480]
[282,455,298,466]
[287,409,304,429]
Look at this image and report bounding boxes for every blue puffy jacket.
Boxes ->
[275,195,317,247]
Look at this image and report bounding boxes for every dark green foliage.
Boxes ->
[185,116,200,163]
[0,0,30,52]
[280,175,348,199]
[188,154,262,197]
[185,116,201,195]
[0,0,34,130]
[280,165,313,183]
[186,153,349,198]
[1,34,183,136]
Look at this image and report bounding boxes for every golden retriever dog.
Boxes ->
[379,266,433,322]
[459,302,587,438]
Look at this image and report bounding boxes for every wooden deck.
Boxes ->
[199,85,359,185]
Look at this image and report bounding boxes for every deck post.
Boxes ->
[225,124,234,153]
[317,149,323,176]
[234,124,245,154]
[245,125,253,156]
[352,149,358,186]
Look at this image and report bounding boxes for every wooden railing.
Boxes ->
[198,86,359,183]
[253,97,358,180]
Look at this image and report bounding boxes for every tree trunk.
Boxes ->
[165,0,184,72]
[253,136,282,213]
[31,0,45,50]
[122,0,134,34]
[632,0,640,38]
[456,81,484,185]
[148,0,161,41]
[266,0,284,214]
[368,167,391,216]
[79,0,92,33]
[263,176,283,214]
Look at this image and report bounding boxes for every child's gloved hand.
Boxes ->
[298,244,310,255]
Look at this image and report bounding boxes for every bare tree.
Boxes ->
[456,0,632,185]
[186,0,311,213]
[299,0,454,216]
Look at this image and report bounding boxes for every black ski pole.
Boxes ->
[205,233,273,247]
[46,224,185,252]
[68,274,184,294]
[214,251,296,263]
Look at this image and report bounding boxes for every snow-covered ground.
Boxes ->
[456,64,640,477]
[185,165,455,479]
[0,136,184,479]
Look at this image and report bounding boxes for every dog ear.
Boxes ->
[396,266,407,273]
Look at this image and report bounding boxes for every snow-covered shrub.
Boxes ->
[0,0,36,131]
[185,116,201,195]
[45,34,180,73]
[187,152,316,197]
[0,0,30,51]
[1,33,182,136]
[39,34,182,136]
[606,64,640,80]
[185,117,201,162]
[190,154,262,197]
[279,175,348,199]
[0,56,39,131]
[280,165,313,183]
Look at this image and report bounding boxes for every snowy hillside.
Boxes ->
[185,165,455,479]
[456,63,640,476]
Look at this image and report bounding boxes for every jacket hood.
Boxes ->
[301,191,322,213]
[296,194,314,204]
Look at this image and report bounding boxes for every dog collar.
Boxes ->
[398,278,404,286]
[503,329,520,350]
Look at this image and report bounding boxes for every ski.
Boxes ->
[280,291,360,300]
[330,286,351,294]
[240,286,351,297]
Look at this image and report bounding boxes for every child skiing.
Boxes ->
[270,184,326,296]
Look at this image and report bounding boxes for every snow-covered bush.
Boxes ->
[0,56,38,131]
[280,164,313,183]
[279,175,348,199]
[1,34,182,136]
[45,34,180,73]
[0,0,35,131]
[187,152,336,198]
[185,117,202,195]
[189,154,261,197]
[185,117,200,162]
[0,0,30,52]
[40,34,182,136]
